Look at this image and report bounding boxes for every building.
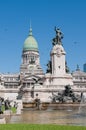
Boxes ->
[19,26,44,102]
[0,26,86,102]
[83,63,86,72]
[72,65,86,91]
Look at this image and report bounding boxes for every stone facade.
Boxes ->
[0,27,86,103]
[72,67,86,91]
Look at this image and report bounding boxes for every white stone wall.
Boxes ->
[4,92,18,100]
[51,44,66,76]
[53,55,65,75]
[44,73,73,86]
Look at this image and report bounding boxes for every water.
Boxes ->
[5,109,86,126]
[78,93,86,116]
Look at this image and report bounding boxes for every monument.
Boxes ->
[21,27,73,106]
[44,27,73,87]
[0,25,86,108]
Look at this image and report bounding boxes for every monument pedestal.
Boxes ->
[16,100,22,115]
[4,110,12,115]
[0,115,6,124]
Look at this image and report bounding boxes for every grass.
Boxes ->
[0,124,86,130]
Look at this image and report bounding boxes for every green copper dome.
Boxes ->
[23,27,38,51]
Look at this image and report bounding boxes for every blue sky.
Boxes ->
[0,0,86,73]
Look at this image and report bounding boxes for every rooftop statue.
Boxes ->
[52,27,63,46]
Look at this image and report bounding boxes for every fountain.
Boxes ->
[0,87,86,125]
[78,92,86,115]
[47,85,82,110]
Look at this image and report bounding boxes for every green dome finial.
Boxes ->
[29,21,32,36]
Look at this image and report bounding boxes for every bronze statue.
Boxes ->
[52,27,63,46]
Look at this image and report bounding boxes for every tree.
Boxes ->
[46,60,52,73]
[65,61,70,73]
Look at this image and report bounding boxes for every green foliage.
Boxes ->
[65,61,70,73]
[1,105,16,113]
[11,107,16,113]
[46,60,52,73]
[0,124,86,130]
[1,105,5,112]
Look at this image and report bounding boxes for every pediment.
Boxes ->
[23,75,41,82]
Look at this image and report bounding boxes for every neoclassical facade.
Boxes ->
[0,26,86,102]
[72,66,86,89]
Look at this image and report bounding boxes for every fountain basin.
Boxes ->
[23,102,85,110]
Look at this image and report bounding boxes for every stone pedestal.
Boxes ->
[4,110,12,115]
[16,100,22,115]
[16,107,21,115]
[0,115,6,124]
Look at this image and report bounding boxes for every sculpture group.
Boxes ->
[50,85,82,103]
